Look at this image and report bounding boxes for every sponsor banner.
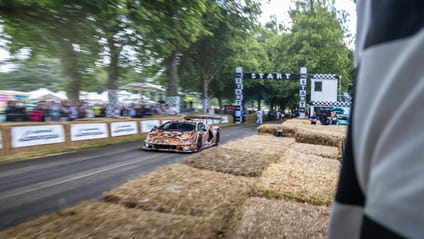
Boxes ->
[71,123,108,141]
[111,121,138,137]
[141,120,160,133]
[206,119,213,125]
[220,116,229,124]
[12,125,65,148]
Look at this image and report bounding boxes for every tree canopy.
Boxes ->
[0,0,354,113]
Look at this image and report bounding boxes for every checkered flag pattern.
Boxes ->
[310,74,340,80]
[166,96,180,112]
[311,101,352,107]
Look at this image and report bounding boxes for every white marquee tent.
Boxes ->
[28,88,67,102]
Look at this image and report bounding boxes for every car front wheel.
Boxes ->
[195,138,202,152]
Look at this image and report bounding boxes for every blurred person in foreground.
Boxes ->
[328,1,424,238]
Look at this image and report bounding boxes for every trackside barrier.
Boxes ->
[0,115,231,158]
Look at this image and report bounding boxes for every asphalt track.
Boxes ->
[0,121,271,230]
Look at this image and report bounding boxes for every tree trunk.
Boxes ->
[66,75,81,104]
[166,49,180,112]
[218,97,223,113]
[167,49,179,96]
[106,36,120,117]
[62,44,81,104]
[202,75,209,113]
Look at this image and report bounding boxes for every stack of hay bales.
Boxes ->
[227,197,330,239]
[291,142,340,160]
[103,164,254,235]
[256,148,340,206]
[257,119,347,157]
[183,135,295,177]
[0,201,217,239]
[225,149,340,238]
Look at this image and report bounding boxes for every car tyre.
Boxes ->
[215,132,220,145]
[196,138,203,152]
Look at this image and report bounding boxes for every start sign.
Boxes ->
[234,67,306,123]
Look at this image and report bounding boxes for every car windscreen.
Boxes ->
[336,115,348,120]
[159,122,195,132]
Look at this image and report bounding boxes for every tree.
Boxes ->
[128,0,210,112]
[179,0,262,112]
[0,0,101,103]
[267,0,353,110]
[0,55,65,91]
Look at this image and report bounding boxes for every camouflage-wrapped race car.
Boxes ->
[142,119,221,153]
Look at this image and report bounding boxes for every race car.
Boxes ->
[142,119,221,153]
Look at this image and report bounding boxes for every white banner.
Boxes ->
[220,116,229,124]
[111,121,138,137]
[141,120,160,133]
[12,125,65,148]
[71,123,108,141]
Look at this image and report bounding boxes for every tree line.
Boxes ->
[0,0,354,114]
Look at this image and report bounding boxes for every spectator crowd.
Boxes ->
[2,100,180,122]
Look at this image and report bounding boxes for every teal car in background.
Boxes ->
[336,114,349,125]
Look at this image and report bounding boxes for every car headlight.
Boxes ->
[182,141,192,145]
[182,146,190,151]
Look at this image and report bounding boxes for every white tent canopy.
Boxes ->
[23,88,159,105]
[28,88,67,101]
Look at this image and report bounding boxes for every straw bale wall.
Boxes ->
[0,201,219,239]
[226,197,329,239]
[220,134,295,156]
[256,148,340,206]
[102,164,254,231]
[183,147,278,177]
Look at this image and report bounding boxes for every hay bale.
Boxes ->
[284,118,312,126]
[256,149,340,206]
[102,164,253,230]
[0,201,218,239]
[291,142,340,160]
[226,197,329,239]
[294,128,345,152]
[275,120,347,140]
[220,134,295,157]
[182,147,279,177]
[256,124,283,135]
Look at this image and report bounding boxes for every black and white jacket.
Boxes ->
[328,1,424,238]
